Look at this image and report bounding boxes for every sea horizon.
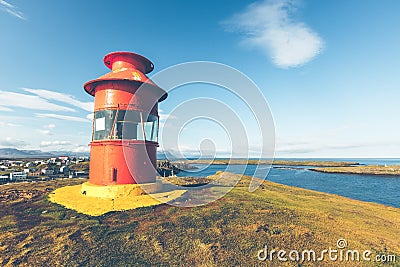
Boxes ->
[183,157,400,165]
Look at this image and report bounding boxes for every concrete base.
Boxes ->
[80,181,163,198]
[48,180,186,216]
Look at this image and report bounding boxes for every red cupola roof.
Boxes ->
[83,51,167,102]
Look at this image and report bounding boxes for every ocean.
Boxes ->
[177,159,400,208]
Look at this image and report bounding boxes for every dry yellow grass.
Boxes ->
[0,174,399,266]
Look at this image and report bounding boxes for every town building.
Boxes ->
[0,175,9,183]
[10,171,28,181]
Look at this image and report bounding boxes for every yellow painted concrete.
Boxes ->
[48,182,186,216]
[80,181,162,198]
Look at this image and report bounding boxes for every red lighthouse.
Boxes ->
[49,51,185,216]
[84,52,167,185]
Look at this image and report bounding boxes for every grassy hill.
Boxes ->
[0,175,399,266]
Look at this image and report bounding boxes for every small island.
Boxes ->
[311,165,400,176]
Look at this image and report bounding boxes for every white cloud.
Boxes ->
[36,124,56,136]
[224,0,324,68]
[0,91,75,112]
[0,0,26,20]
[37,129,53,135]
[276,142,319,154]
[0,87,92,151]
[40,140,72,147]
[44,124,56,129]
[158,110,178,132]
[72,145,90,153]
[23,88,94,112]
[274,137,400,157]
[0,137,28,148]
[159,113,177,122]
[0,106,13,112]
[0,122,20,127]
[86,113,94,121]
[36,113,90,123]
[158,109,177,131]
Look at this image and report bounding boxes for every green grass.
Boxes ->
[0,175,399,266]
[69,161,90,172]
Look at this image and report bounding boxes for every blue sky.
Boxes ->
[0,0,399,158]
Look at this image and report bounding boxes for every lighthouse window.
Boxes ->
[92,109,159,142]
[93,110,117,140]
[142,114,159,142]
[95,117,105,131]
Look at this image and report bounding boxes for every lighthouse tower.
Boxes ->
[48,51,185,216]
[83,52,167,185]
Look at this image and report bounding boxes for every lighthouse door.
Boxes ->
[112,168,117,182]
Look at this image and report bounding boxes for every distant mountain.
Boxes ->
[157,150,201,161]
[48,151,90,158]
[0,148,54,159]
[0,148,89,159]
[157,150,180,161]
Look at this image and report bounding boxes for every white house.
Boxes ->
[25,162,34,167]
[23,168,37,174]
[10,161,24,167]
[41,167,54,175]
[58,156,69,161]
[59,166,70,174]
[47,158,57,164]
[10,172,28,181]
